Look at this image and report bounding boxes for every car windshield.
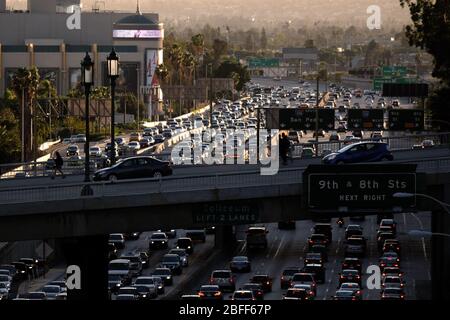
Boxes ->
[135,278,154,285]
[109,262,129,270]
[109,234,122,241]
[336,290,354,297]
[153,269,170,276]
[200,286,219,292]
[232,257,248,262]
[0,275,9,281]
[177,239,191,246]
[170,250,186,256]
[152,234,166,239]
[343,270,359,276]
[213,271,231,278]
[163,255,179,263]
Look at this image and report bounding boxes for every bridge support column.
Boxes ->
[214,226,236,251]
[62,235,109,300]
[432,184,450,300]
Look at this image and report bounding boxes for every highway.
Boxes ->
[175,212,431,300]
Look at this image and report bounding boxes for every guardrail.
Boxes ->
[0,157,449,206]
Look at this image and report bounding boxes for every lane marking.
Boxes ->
[274,235,285,258]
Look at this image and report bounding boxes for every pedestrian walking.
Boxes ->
[51,151,65,179]
[279,133,290,165]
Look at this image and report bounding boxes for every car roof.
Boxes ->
[109,259,130,264]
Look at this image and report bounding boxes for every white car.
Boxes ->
[40,285,64,300]
[133,277,158,298]
[127,141,141,151]
[89,146,102,157]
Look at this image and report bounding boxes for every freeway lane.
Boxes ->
[176,212,431,300]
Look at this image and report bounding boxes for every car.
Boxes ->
[343,135,361,145]
[24,292,47,300]
[345,237,367,257]
[380,219,397,234]
[380,252,400,270]
[185,229,206,243]
[382,267,404,279]
[290,273,316,294]
[11,262,28,279]
[133,277,158,298]
[381,287,405,300]
[18,258,39,276]
[89,146,102,157]
[301,147,315,159]
[108,274,125,293]
[383,241,401,256]
[198,285,223,300]
[381,276,405,289]
[278,220,296,230]
[231,290,255,300]
[378,225,394,236]
[242,283,264,300]
[282,288,311,301]
[108,259,132,285]
[115,294,138,301]
[209,270,236,292]
[304,253,323,265]
[119,253,143,277]
[149,232,169,250]
[308,234,329,249]
[322,142,393,165]
[339,283,362,300]
[139,138,152,148]
[371,131,383,141]
[132,285,157,300]
[108,243,118,261]
[312,130,326,138]
[333,289,359,300]
[352,129,363,138]
[377,232,396,250]
[152,268,173,286]
[0,265,18,280]
[339,269,361,286]
[75,134,86,143]
[129,133,142,142]
[330,132,341,141]
[309,245,328,262]
[280,267,303,289]
[345,225,363,240]
[123,232,141,240]
[161,254,182,275]
[421,140,435,148]
[230,256,251,273]
[40,285,64,300]
[175,237,194,254]
[158,229,177,239]
[93,157,173,181]
[127,141,141,151]
[117,287,141,300]
[0,282,9,300]
[66,145,79,157]
[109,233,125,249]
[0,275,11,291]
[301,264,325,284]
[169,249,189,267]
[246,227,268,249]
[250,274,273,293]
[341,258,362,273]
[292,283,316,298]
[313,223,332,242]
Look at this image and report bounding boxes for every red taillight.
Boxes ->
[199,292,205,297]
[214,292,221,297]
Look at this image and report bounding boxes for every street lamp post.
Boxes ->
[81,52,94,183]
[393,192,450,215]
[208,63,213,130]
[107,48,120,166]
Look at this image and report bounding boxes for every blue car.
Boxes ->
[322,142,393,165]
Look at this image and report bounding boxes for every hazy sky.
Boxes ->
[7,0,411,27]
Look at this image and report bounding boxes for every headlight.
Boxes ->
[151,241,154,244]
[166,276,171,279]
[188,246,191,249]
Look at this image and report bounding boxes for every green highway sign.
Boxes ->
[382,66,407,78]
[248,58,280,68]
[279,108,335,131]
[304,164,417,212]
[193,203,259,225]
[373,77,415,91]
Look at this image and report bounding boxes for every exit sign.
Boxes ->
[304,164,417,212]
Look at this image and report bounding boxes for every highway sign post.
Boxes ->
[304,164,417,213]
[347,109,384,130]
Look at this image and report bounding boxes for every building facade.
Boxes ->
[0,0,164,106]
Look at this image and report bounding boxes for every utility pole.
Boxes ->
[21,88,25,163]
[208,63,213,130]
[315,70,320,157]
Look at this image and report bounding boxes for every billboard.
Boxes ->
[145,49,163,86]
[248,58,280,68]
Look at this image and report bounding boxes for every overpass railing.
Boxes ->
[0,157,450,206]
